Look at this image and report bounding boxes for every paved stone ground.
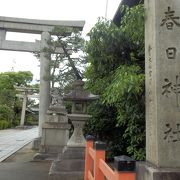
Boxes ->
[0,127,51,180]
[0,142,51,180]
[0,126,38,162]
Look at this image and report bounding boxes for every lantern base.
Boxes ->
[49,146,85,180]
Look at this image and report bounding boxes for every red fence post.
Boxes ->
[94,141,106,180]
[84,135,94,180]
[114,155,136,180]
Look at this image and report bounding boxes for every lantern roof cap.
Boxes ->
[63,80,99,102]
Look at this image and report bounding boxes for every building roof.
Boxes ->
[113,0,143,26]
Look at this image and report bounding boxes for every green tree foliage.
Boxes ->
[0,104,14,121]
[0,71,34,128]
[84,4,145,160]
[103,65,145,160]
[34,26,86,92]
[120,4,144,67]
[0,71,33,105]
[0,74,14,89]
[0,120,11,130]
[84,102,128,159]
[1,71,33,86]
[0,104,13,129]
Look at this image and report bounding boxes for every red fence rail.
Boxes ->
[84,136,136,180]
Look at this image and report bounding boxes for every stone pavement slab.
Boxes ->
[0,142,51,180]
[0,126,38,162]
[0,162,50,180]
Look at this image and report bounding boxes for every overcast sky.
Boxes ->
[0,0,121,83]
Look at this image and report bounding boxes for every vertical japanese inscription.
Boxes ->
[148,45,153,102]
[162,7,179,61]
[160,6,180,144]
[147,45,154,139]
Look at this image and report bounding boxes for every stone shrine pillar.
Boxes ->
[39,31,51,136]
[137,1,180,179]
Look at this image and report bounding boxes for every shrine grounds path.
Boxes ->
[0,127,51,180]
[0,127,38,162]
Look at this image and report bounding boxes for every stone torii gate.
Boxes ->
[0,16,85,136]
[15,86,39,127]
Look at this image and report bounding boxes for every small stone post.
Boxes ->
[137,1,180,179]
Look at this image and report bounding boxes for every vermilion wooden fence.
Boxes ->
[84,136,136,180]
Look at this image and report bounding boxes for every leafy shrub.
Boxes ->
[0,104,14,121]
[12,119,20,127]
[84,102,128,159]
[0,120,11,129]
[26,116,33,125]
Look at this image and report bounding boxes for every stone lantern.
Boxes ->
[63,79,99,148]
[49,80,99,180]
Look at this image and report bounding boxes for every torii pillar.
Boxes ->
[20,91,28,126]
[39,31,51,136]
